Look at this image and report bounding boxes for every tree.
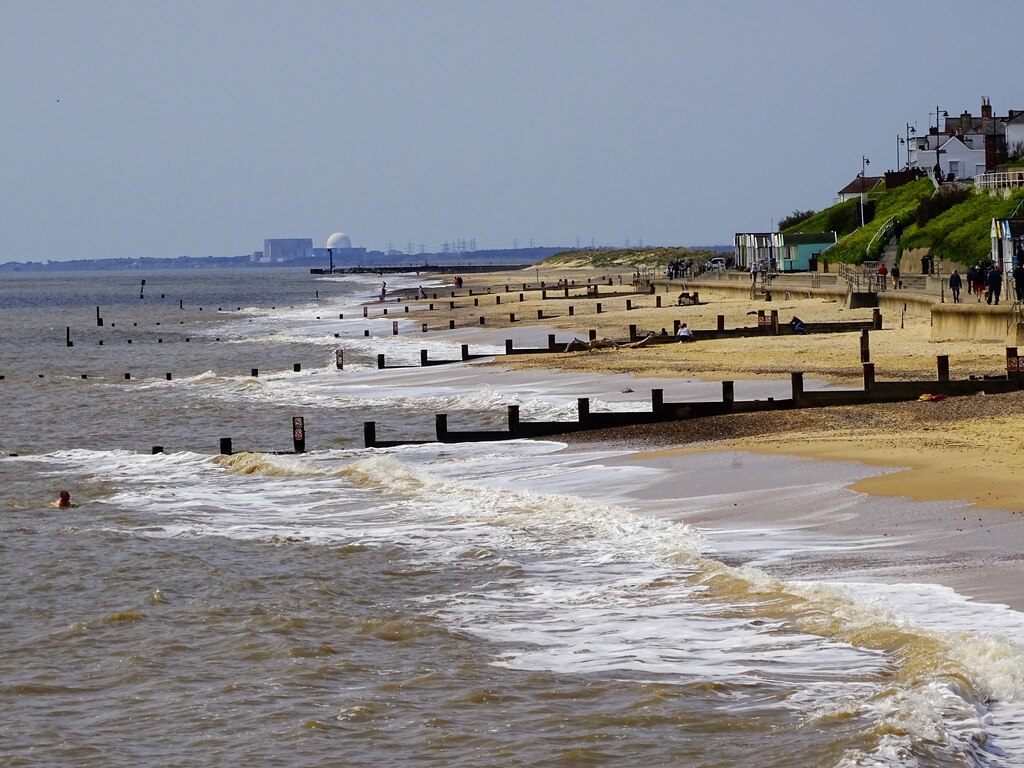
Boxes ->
[778,209,816,230]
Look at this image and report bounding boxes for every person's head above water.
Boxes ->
[54,490,72,508]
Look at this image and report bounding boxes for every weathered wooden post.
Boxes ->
[651,388,664,411]
[577,397,590,423]
[629,324,638,341]
[588,329,597,341]
[435,414,448,441]
[596,302,603,314]
[96,307,103,327]
[219,437,233,455]
[363,422,376,448]
[335,350,344,370]
[505,339,514,354]
[392,320,399,335]
[717,314,725,331]
[872,308,882,330]
[790,372,803,405]
[770,309,779,335]
[448,320,455,329]
[863,362,875,390]
[293,363,301,372]
[461,344,470,360]
[252,368,259,377]
[547,334,557,350]
[723,380,735,406]
[568,306,574,316]
[656,296,662,308]
[508,405,520,433]
[420,350,429,366]
[66,327,73,347]
[377,354,385,369]
[937,355,950,381]
[860,329,871,363]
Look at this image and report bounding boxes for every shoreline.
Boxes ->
[366,265,1024,609]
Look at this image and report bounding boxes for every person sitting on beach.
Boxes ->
[417,286,426,299]
[790,316,807,334]
[676,323,694,342]
[659,328,668,336]
[52,490,77,508]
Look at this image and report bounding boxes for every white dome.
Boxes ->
[326,232,352,249]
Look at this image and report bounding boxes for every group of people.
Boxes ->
[948,262,1024,305]
[875,263,901,289]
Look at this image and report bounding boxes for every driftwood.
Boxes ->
[564,338,618,352]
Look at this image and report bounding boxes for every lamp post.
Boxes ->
[897,135,904,169]
[860,156,870,227]
[930,108,948,181]
[905,123,916,168]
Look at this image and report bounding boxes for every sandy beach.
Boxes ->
[389,265,1024,607]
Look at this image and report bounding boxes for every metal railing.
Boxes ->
[975,171,1024,191]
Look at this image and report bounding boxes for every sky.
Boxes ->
[2,0,1023,262]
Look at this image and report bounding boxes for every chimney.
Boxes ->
[981,97,993,119]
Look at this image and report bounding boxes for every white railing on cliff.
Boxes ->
[975,171,1024,191]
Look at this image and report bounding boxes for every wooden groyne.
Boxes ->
[364,350,1024,448]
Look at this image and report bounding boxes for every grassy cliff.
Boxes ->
[900,188,1024,266]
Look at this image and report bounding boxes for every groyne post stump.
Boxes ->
[377,354,385,369]
[717,315,725,331]
[863,363,875,390]
[435,414,448,441]
[770,310,779,335]
[629,324,638,342]
[651,389,664,411]
[872,308,882,330]
[723,380,735,406]
[219,437,233,455]
[790,372,803,405]
[508,405,520,433]
[937,355,950,381]
[588,329,597,341]
[420,350,429,366]
[461,344,470,360]
[860,329,871,363]
[505,339,514,354]
[577,397,590,424]
[363,422,376,448]
[547,334,557,350]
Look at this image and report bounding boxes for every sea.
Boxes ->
[2,267,1024,767]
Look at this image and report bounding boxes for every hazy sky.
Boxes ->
[3,1,1022,261]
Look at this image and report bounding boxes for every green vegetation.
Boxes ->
[801,178,934,264]
[542,246,722,268]
[900,187,1024,266]
[777,209,816,230]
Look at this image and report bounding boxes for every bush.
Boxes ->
[778,209,816,230]
[916,187,972,227]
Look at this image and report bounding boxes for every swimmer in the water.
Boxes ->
[52,490,77,508]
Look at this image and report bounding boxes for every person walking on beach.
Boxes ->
[891,264,900,290]
[986,265,1003,305]
[971,266,986,301]
[949,270,962,303]
[876,263,888,290]
[380,282,387,301]
[1014,262,1024,302]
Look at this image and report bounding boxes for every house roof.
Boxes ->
[837,176,884,195]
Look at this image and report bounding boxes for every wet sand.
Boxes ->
[392,266,1024,608]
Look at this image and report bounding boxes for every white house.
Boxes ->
[1007,112,1024,161]
[836,176,884,203]
[913,135,986,182]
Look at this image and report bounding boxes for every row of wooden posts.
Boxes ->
[363,346,1024,449]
